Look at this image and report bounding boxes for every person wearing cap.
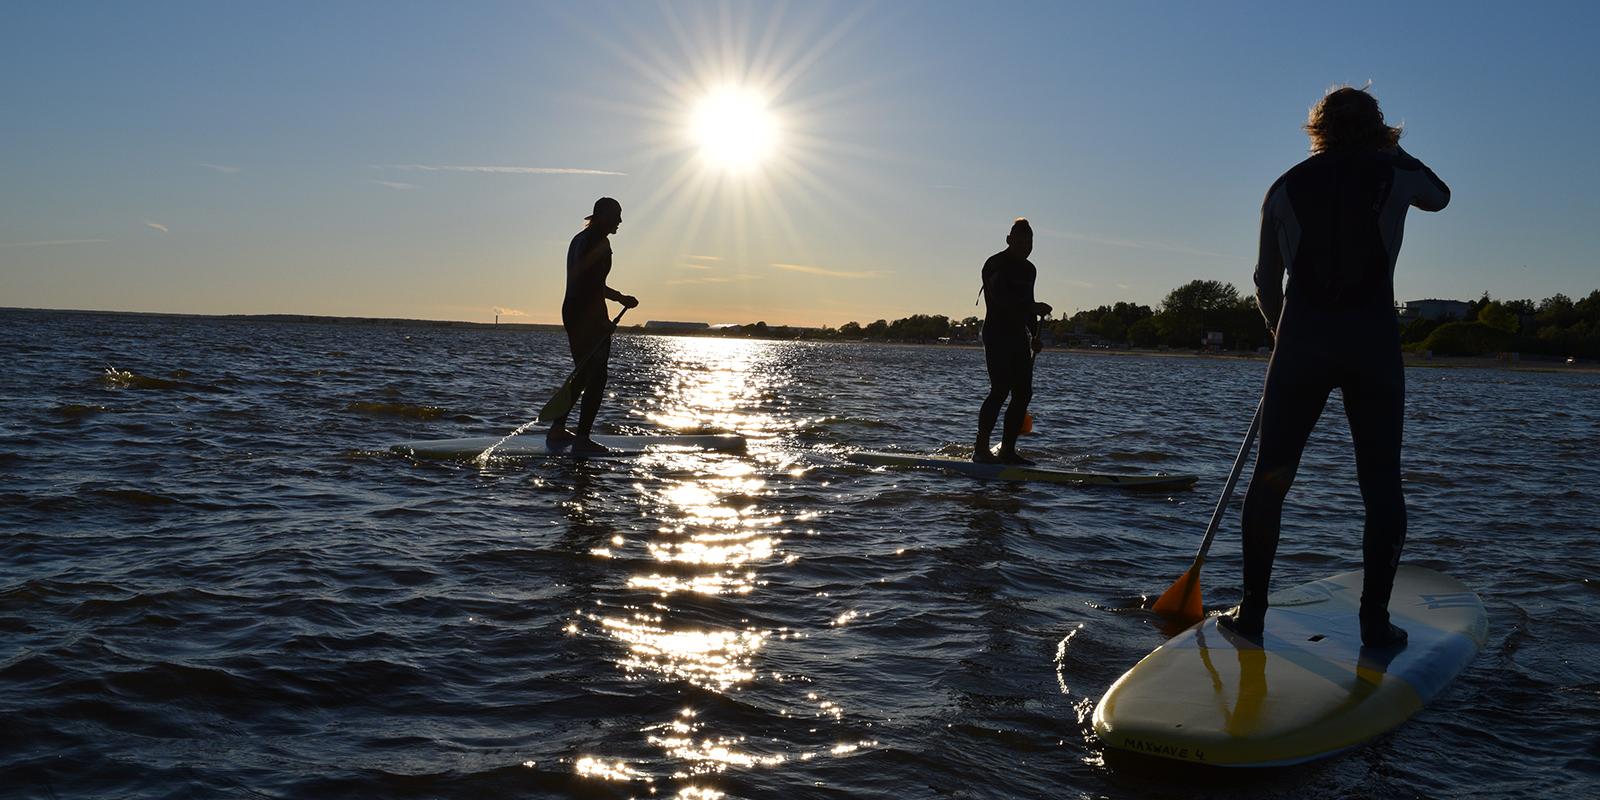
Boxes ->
[548,197,638,454]
[974,217,1052,465]
[1220,86,1450,649]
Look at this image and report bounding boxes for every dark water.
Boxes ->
[1,308,1596,799]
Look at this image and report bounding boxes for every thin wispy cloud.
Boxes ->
[377,164,626,176]
[1035,227,1238,261]
[0,238,108,248]
[493,307,526,316]
[144,222,169,234]
[686,254,723,262]
[196,163,241,174]
[666,274,761,286]
[372,180,419,190]
[771,262,888,279]
[679,263,714,270]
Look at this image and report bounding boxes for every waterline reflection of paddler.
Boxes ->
[546,197,640,455]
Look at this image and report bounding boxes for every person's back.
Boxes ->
[564,226,611,325]
[1258,144,1451,332]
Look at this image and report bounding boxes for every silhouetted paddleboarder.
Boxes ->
[974,217,1052,465]
[1220,86,1450,648]
[547,197,639,455]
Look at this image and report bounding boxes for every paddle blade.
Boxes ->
[536,376,580,423]
[1150,563,1204,625]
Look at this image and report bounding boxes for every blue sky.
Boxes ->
[3,1,1596,326]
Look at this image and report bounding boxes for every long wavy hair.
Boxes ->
[1304,85,1402,154]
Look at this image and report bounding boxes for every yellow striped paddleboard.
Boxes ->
[1093,565,1487,767]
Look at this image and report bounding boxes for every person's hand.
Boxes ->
[1034,302,1053,318]
[621,295,640,309]
[1031,335,1043,355]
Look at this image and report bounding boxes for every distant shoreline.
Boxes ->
[7,306,1595,374]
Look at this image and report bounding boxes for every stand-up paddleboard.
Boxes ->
[393,433,746,459]
[1093,566,1487,767]
[845,450,1198,490]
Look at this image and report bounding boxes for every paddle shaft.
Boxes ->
[1188,398,1263,565]
[573,306,628,374]
[537,307,628,423]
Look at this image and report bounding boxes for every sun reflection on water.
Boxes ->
[576,332,878,791]
[633,336,810,436]
[591,611,768,691]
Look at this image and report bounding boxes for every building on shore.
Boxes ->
[644,320,710,331]
[1397,298,1472,321]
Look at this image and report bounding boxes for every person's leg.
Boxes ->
[997,346,1034,463]
[1344,341,1408,647]
[1231,341,1332,633]
[572,338,611,453]
[975,335,1011,462]
[547,324,585,444]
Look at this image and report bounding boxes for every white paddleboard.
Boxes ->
[846,450,1197,490]
[392,433,746,459]
[1093,565,1487,767]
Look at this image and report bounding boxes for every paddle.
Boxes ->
[1149,398,1263,625]
[536,307,628,424]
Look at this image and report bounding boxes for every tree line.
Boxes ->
[697,280,1600,358]
[1400,291,1600,358]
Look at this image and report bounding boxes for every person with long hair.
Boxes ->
[1220,86,1450,648]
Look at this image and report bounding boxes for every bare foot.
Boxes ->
[546,426,576,447]
[972,446,1000,464]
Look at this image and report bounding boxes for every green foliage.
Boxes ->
[1128,317,1161,347]
[1421,321,1514,356]
[1476,301,1519,334]
[1400,316,1440,345]
[807,287,1600,357]
[1150,280,1267,350]
[886,314,952,341]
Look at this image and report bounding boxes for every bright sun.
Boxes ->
[691,87,778,172]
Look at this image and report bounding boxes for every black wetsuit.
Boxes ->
[1242,146,1450,636]
[558,227,615,435]
[978,250,1039,449]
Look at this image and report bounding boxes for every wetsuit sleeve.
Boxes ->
[1254,181,1288,332]
[1396,146,1451,212]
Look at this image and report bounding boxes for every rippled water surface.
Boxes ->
[2,309,1597,799]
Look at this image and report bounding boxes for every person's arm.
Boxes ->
[1396,146,1450,212]
[604,286,639,308]
[1253,185,1286,334]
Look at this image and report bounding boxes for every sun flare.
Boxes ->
[691,87,778,172]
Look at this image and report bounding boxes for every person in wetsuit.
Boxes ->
[547,197,638,454]
[975,217,1052,464]
[1219,87,1450,648]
